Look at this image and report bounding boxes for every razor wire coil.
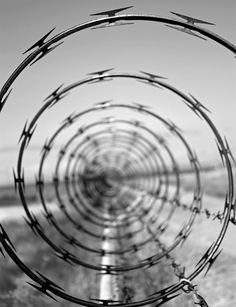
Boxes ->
[0,7,236,307]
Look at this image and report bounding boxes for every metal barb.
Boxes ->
[204,249,223,276]
[0,10,235,307]
[55,248,74,265]
[170,11,215,25]
[44,210,54,225]
[36,270,65,291]
[133,102,151,112]
[23,28,56,54]
[24,213,41,235]
[88,69,114,76]
[18,121,37,146]
[215,140,225,166]
[167,120,182,133]
[26,281,58,301]
[90,6,133,17]
[166,25,207,41]
[94,100,112,109]
[224,137,236,165]
[30,41,64,66]
[193,292,209,307]
[41,140,52,155]
[35,174,44,188]
[140,71,167,80]
[62,112,77,126]
[44,84,64,101]
[189,94,211,113]
[195,242,215,268]
[13,169,25,192]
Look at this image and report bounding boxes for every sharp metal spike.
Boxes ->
[189,93,211,113]
[77,126,85,135]
[94,100,112,108]
[195,242,215,267]
[231,199,236,223]
[30,41,63,66]
[35,175,44,192]
[133,102,151,111]
[23,215,39,235]
[44,210,54,225]
[182,99,203,119]
[36,271,65,291]
[140,70,167,80]
[224,137,236,165]
[131,119,142,127]
[204,249,222,276]
[88,68,114,76]
[166,25,206,41]
[55,248,74,265]
[215,140,225,166]
[41,140,52,155]
[26,282,58,301]
[13,169,25,192]
[90,6,133,17]
[48,92,69,108]
[23,28,56,54]
[18,121,28,144]
[193,292,209,307]
[18,121,37,146]
[44,84,64,101]
[66,235,78,247]
[61,112,77,125]
[181,229,192,246]
[170,11,215,25]
[167,120,182,133]
[59,148,66,156]
[223,194,230,217]
[188,151,201,170]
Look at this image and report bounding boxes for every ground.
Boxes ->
[0,168,235,306]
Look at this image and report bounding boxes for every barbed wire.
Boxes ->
[0,5,235,307]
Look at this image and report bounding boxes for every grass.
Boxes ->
[0,215,99,307]
[178,167,236,198]
[0,182,57,207]
[0,168,235,306]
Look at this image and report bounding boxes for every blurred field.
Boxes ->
[0,216,100,307]
[0,168,235,306]
[0,183,55,207]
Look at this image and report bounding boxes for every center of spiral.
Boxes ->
[80,162,124,205]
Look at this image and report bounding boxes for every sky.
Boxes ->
[0,0,236,185]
